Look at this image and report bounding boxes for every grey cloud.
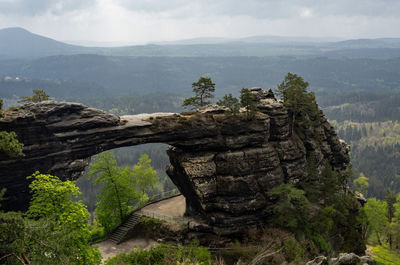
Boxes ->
[2,0,399,19]
[116,0,400,19]
[0,0,97,16]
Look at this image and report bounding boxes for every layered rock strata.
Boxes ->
[0,88,349,236]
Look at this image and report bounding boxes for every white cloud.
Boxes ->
[0,0,399,43]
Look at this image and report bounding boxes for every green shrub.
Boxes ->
[89,224,106,243]
[265,184,311,233]
[311,235,329,253]
[176,239,211,265]
[283,238,303,263]
[105,241,212,265]
[0,131,24,158]
[219,241,258,264]
[372,244,400,265]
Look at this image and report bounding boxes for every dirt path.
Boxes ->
[94,195,186,263]
[142,195,186,217]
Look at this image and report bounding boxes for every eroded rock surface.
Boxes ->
[0,89,350,236]
[306,253,376,265]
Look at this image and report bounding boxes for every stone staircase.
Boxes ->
[108,213,142,244]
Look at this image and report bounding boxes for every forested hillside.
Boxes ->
[1,56,400,100]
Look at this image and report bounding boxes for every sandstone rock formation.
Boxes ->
[306,253,376,265]
[0,88,350,236]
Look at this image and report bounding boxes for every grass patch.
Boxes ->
[372,244,400,265]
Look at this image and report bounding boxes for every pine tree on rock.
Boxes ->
[276,73,318,134]
[240,88,258,120]
[217,93,240,116]
[182,77,215,109]
[18,89,50,103]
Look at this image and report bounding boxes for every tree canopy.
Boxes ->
[0,172,101,265]
[0,131,24,158]
[216,93,240,116]
[240,88,258,120]
[182,77,215,109]
[276,73,319,133]
[18,89,50,103]
[89,151,158,233]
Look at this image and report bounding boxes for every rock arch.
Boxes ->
[0,88,349,235]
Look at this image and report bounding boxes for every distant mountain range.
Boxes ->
[1,27,400,59]
[0,27,95,58]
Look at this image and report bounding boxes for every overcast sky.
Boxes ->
[0,0,399,45]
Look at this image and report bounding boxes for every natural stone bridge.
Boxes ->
[0,88,349,235]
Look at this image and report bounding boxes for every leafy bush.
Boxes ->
[372,244,400,265]
[265,184,311,233]
[311,235,329,253]
[105,241,212,265]
[0,131,24,158]
[282,238,303,263]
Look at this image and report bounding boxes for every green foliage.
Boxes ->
[275,73,319,133]
[364,198,388,245]
[371,244,400,265]
[176,240,212,265]
[27,172,83,221]
[0,131,24,158]
[18,89,50,103]
[105,241,212,265]
[265,184,311,233]
[182,97,201,110]
[182,77,215,109]
[353,173,369,196]
[216,93,240,116]
[311,235,329,253]
[0,173,101,265]
[89,151,158,233]
[240,88,258,120]
[334,120,400,199]
[283,238,303,263]
[132,153,159,198]
[0,188,5,209]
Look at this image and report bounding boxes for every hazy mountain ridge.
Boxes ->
[2,27,400,59]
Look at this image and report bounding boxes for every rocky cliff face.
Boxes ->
[0,88,350,236]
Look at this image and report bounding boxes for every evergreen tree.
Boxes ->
[240,88,258,120]
[216,93,240,116]
[265,184,311,232]
[18,89,50,103]
[182,77,215,109]
[275,73,318,134]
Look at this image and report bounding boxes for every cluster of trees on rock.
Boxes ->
[276,73,319,134]
[265,158,364,256]
[182,76,259,119]
[0,90,51,158]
